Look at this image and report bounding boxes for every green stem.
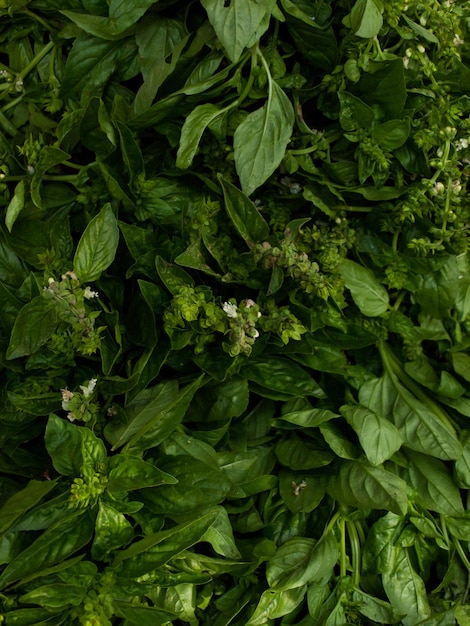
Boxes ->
[20,8,54,32]
[391,291,405,312]
[379,341,458,435]
[455,539,470,574]
[339,517,347,579]
[1,96,23,113]
[18,40,55,81]
[347,521,361,588]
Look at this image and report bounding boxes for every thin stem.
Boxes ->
[18,41,55,81]
[20,8,54,32]
[455,539,470,574]
[339,517,347,579]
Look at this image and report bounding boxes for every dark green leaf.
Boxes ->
[329,460,408,515]
[6,297,58,360]
[219,176,270,246]
[0,480,57,535]
[0,511,94,590]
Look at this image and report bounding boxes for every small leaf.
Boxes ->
[347,0,383,38]
[74,203,119,282]
[5,179,25,233]
[219,176,270,246]
[341,259,389,316]
[176,103,223,169]
[201,0,275,63]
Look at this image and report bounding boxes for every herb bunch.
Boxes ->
[0,0,470,624]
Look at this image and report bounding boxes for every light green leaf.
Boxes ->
[73,203,119,282]
[176,104,223,169]
[403,450,464,516]
[347,0,383,38]
[201,0,275,62]
[341,404,403,465]
[247,586,306,625]
[5,180,25,233]
[360,373,462,460]
[382,548,431,626]
[234,80,294,195]
[341,259,389,316]
[266,533,337,590]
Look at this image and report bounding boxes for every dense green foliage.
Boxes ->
[0,0,470,623]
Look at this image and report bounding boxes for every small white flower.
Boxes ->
[433,182,445,195]
[455,138,469,151]
[15,77,23,92]
[453,33,464,46]
[253,329,260,339]
[244,299,256,308]
[61,388,74,410]
[403,56,410,69]
[79,378,97,398]
[83,286,99,299]
[67,412,75,422]
[222,302,238,318]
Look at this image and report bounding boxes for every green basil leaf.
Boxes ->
[5,180,25,233]
[112,509,218,576]
[201,0,275,63]
[266,533,337,590]
[19,583,86,608]
[234,81,294,195]
[341,404,403,465]
[176,103,223,169]
[0,510,94,590]
[107,455,177,492]
[347,0,383,38]
[91,500,134,560]
[0,480,57,535]
[402,450,464,516]
[360,373,462,460]
[243,357,326,398]
[6,296,58,361]
[73,203,119,282]
[455,430,470,488]
[219,176,270,245]
[341,259,389,316]
[382,547,431,625]
[329,460,408,515]
[246,586,306,625]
